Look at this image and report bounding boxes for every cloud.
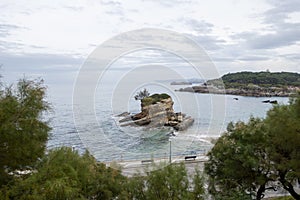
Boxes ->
[185,33,225,51]
[0,0,298,76]
[100,0,136,18]
[101,0,122,6]
[232,27,300,50]
[279,53,300,61]
[141,0,196,7]
[237,55,270,61]
[249,28,300,49]
[0,40,26,52]
[264,0,300,24]
[247,0,300,49]
[229,0,300,51]
[179,17,214,34]
[0,24,21,37]
[102,0,124,16]
[62,5,84,12]
[231,26,300,51]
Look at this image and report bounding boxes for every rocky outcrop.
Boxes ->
[118,94,194,131]
[176,85,300,97]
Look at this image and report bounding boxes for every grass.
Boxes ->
[141,93,170,106]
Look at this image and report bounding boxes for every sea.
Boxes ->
[46,79,289,162]
[2,51,290,162]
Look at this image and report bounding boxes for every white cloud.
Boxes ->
[0,0,299,77]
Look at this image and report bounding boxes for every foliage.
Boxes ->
[0,77,205,199]
[208,71,300,88]
[0,78,51,186]
[4,147,127,200]
[124,163,205,200]
[205,94,300,200]
[134,88,150,100]
[141,93,171,106]
[88,160,127,199]
[205,118,273,200]
[2,76,299,199]
[264,94,300,199]
[5,159,204,200]
[192,168,206,200]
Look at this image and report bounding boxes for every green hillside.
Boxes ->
[208,71,300,88]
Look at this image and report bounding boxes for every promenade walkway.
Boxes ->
[105,155,208,177]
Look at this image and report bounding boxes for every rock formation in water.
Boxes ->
[118,93,194,131]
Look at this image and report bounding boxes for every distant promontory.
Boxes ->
[118,92,194,131]
[176,71,300,97]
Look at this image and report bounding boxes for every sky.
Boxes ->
[0,0,300,92]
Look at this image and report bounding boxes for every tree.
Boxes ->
[0,78,51,186]
[205,118,276,200]
[146,163,190,200]
[124,163,205,200]
[88,159,128,199]
[134,88,150,100]
[264,95,300,199]
[123,173,146,200]
[5,147,127,200]
[191,168,205,200]
[205,94,300,200]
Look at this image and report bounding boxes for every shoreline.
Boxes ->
[176,85,299,97]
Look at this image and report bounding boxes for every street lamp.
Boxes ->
[169,138,172,163]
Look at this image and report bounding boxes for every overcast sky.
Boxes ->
[0,0,300,86]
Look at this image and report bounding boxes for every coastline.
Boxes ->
[176,85,299,97]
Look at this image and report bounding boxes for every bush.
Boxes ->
[141,93,170,106]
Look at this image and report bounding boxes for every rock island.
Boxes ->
[118,93,194,131]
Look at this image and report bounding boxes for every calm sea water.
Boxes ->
[1,51,290,162]
[47,82,289,162]
[43,52,290,161]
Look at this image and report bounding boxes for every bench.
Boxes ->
[185,155,197,161]
[141,159,154,164]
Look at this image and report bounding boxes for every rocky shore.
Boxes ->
[118,94,194,131]
[176,85,299,97]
